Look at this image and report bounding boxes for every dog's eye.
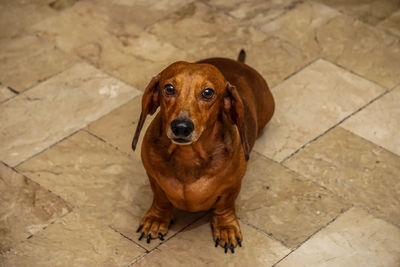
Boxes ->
[201,88,215,101]
[164,84,176,96]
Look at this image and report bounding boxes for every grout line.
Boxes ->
[271,204,354,266]
[14,129,81,169]
[151,212,210,251]
[7,86,19,95]
[350,205,400,231]
[12,93,142,169]
[109,225,150,253]
[339,127,400,160]
[1,161,76,210]
[309,0,400,36]
[270,56,320,90]
[142,0,197,32]
[280,88,391,164]
[0,208,75,256]
[108,213,209,262]
[127,249,160,267]
[83,129,138,161]
[252,150,337,194]
[237,218,289,249]
[321,57,390,90]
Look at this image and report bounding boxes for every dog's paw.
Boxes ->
[136,215,173,244]
[211,215,243,253]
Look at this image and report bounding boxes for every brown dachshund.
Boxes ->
[132,50,274,253]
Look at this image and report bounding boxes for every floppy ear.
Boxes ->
[132,75,160,151]
[224,82,250,160]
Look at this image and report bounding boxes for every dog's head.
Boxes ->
[132,61,249,160]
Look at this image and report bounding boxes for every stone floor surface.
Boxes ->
[0,0,399,266]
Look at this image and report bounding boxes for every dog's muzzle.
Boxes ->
[170,118,194,143]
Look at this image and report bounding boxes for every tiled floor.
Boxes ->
[0,0,399,266]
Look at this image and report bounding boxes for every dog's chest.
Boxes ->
[151,163,224,212]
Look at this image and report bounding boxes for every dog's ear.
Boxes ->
[132,75,160,151]
[224,82,250,160]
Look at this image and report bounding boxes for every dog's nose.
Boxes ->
[171,119,194,137]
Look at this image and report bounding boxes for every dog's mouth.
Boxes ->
[171,137,193,145]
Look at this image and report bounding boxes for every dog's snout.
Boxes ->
[171,119,194,137]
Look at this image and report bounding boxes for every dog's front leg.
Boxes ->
[211,190,243,253]
[136,177,173,244]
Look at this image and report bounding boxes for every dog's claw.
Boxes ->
[237,237,242,247]
[138,232,145,241]
[230,244,235,253]
[158,232,164,241]
[224,243,228,253]
[215,238,220,247]
[147,234,152,244]
[136,225,143,233]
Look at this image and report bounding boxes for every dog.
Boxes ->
[132,50,275,253]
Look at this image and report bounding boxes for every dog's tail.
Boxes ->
[237,49,246,63]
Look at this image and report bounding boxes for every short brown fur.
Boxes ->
[132,51,274,252]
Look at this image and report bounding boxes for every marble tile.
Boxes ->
[0,35,75,92]
[284,127,400,226]
[31,1,192,90]
[0,62,140,167]
[16,131,203,250]
[86,96,146,159]
[85,0,192,28]
[277,207,400,267]
[0,85,15,103]
[315,0,400,25]
[238,153,348,248]
[0,163,72,253]
[342,86,400,156]
[258,1,400,88]
[134,216,290,266]
[48,0,79,11]
[0,1,55,39]
[149,2,315,88]
[254,59,385,162]
[0,211,145,266]
[228,0,305,25]
[379,10,400,37]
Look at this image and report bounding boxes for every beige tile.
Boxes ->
[379,10,400,37]
[239,153,348,248]
[0,1,55,39]
[86,0,192,28]
[0,35,75,92]
[148,2,240,57]
[31,1,192,90]
[47,0,79,11]
[0,62,140,167]
[87,96,146,159]
[0,85,15,103]
[134,216,290,266]
[342,86,400,156]
[277,208,400,267]
[228,0,305,25]
[258,2,339,56]
[258,1,400,88]
[315,0,400,25]
[149,2,315,88]
[284,127,400,226]
[254,59,385,162]
[0,163,72,253]
[203,0,250,10]
[16,131,203,250]
[0,211,145,266]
